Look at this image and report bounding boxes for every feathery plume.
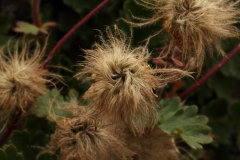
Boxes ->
[0,39,58,122]
[128,0,240,73]
[43,104,133,160]
[75,26,190,135]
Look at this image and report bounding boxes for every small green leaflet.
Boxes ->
[158,97,213,149]
[13,21,48,35]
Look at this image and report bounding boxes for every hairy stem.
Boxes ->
[179,44,240,100]
[0,112,22,147]
[42,0,111,69]
[32,0,41,27]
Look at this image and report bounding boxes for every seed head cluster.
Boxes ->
[0,40,56,121]
[46,106,133,160]
[75,27,190,135]
[130,0,240,73]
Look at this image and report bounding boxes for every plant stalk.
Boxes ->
[179,44,240,100]
[32,0,41,27]
[42,0,111,69]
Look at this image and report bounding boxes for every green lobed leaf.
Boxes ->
[5,145,17,160]
[0,144,25,160]
[10,129,56,160]
[30,89,73,121]
[158,97,213,149]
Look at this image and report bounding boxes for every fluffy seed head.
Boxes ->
[0,39,56,121]
[75,26,190,135]
[129,0,240,73]
[45,106,133,160]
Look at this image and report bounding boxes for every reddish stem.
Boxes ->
[0,0,42,147]
[32,0,41,27]
[0,0,111,147]
[0,112,22,147]
[179,44,240,100]
[42,0,111,69]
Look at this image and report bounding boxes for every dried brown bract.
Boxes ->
[129,0,240,74]
[44,106,133,160]
[0,39,58,122]
[75,26,190,135]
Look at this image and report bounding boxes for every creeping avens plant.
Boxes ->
[0,0,240,160]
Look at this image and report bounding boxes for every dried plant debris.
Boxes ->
[75,26,190,135]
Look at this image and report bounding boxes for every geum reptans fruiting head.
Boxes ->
[75,26,190,135]
[127,0,240,74]
[0,39,58,122]
[43,105,133,160]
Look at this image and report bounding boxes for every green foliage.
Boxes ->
[158,97,213,149]
[13,21,47,35]
[30,89,75,121]
[0,145,24,160]
[9,130,56,160]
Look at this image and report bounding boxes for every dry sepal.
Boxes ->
[129,0,240,74]
[0,39,59,122]
[75,26,190,135]
[44,105,133,160]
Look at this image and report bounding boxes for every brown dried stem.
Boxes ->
[42,0,112,69]
[179,44,240,100]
